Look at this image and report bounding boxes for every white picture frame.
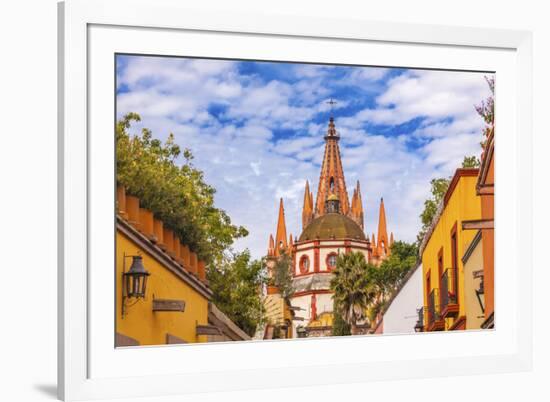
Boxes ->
[58,0,533,400]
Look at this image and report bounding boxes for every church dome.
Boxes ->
[299,213,366,242]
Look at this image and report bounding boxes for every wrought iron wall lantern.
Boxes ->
[122,254,151,318]
[475,276,485,314]
[473,270,485,314]
[414,307,424,332]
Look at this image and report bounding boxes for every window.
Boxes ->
[329,177,335,192]
[438,248,444,306]
[326,253,338,270]
[450,223,458,301]
[299,255,310,274]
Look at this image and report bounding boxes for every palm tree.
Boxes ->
[330,251,376,335]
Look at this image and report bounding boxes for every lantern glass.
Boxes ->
[124,256,150,298]
[133,275,140,296]
[142,274,148,297]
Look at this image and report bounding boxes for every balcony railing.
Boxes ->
[427,289,445,331]
[427,288,439,326]
[441,268,459,318]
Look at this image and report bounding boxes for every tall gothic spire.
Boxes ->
[377,198,390,256]
[274,198,288,256]
[351,180,364,229]
[314,117,350,216]
[371,233,378,257]
[267,234,275,256]
[302,180,313,229]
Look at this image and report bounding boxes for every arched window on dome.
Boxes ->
[299,255,310,274]
[326,252,338,271]
[329,177,335,193]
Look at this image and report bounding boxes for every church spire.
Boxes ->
[377,197,390,257]
[267,234,275,256]
[314,116,350,216]
[351,180,364,229]
[274,198,288,256]
[302,180,313,229]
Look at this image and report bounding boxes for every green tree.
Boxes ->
[271,251,294,300]
[330,252,376,335]
[207,250,267,336]
[373,242,417,294]
[332,303,351,336]
[368,241,418,318]
[416,156,481,245]
[475,76,495,128]
[417,76,493,247]
[416,178,450,245]
[116,113,248,263]
[462,155,480,168]
[475,75,495,149]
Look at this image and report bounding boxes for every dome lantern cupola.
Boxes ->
[325,193,340,214]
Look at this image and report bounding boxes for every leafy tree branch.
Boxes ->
[116,113,248,263]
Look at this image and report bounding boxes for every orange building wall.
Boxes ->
[481,155,495,318]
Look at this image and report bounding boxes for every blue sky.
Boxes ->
[116,55,493,259]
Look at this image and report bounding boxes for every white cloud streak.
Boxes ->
[116,56,493,259]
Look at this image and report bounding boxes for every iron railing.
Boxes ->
[427,288,440,327]
[440,268,458,311]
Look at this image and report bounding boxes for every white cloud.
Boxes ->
[117,57,243,124]
[116,56,493,258]
[293,64,335,79]
[275,136,322,156]
[344,67,390,87]
[343,70,490,127]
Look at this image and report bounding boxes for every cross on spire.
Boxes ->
[326,98,337,117]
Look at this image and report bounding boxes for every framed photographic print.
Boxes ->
[58,0,533,400]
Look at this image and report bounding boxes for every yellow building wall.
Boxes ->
[308,312,333,328]
[116,230,209,345]
[421,173,482,329]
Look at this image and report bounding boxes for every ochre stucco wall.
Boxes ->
[422,172,482,330]
[116,230,209,346]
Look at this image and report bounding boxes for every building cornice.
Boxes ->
[117,216,213,300]
[419,168,480,256]
[294,238,370,248]
[293,271,333,279]
[208,303,251,341]
[443,168,480,206]
[292,289,333,297]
